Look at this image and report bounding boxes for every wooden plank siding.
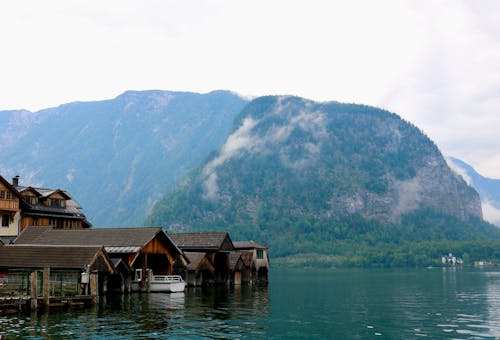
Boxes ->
[0,199,19,211]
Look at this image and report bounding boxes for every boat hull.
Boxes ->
[131,275,186,293]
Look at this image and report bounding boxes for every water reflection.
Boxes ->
[0,284,269,339]
[1,269,499,339]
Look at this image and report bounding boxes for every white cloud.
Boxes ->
[201,98,329,198]
[446,158,472,186]
[482,200,500,227]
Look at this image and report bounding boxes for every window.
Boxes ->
[6,192,11,200]
[0,191,4,199]
[1,215,9,227]
[25,196,37,205]
[257,249,264,259]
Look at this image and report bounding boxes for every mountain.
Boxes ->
[147,96,499,260]
[0,90,248,226]
[447,157,500,227]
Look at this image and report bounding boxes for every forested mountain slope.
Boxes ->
[148,96,499,261]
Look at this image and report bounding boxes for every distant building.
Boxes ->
[442,253,463,266]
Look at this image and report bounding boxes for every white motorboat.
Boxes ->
[132,269,186,293]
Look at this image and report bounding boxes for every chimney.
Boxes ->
[12,176,19,187]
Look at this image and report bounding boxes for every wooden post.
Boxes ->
[43,267,50,308]
[30,271,38,310]
[146,269,152,292]
[90,272,99,304]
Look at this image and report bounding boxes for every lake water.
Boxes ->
[1,268,499,339]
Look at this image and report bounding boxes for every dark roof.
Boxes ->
[233,241,267,250]
[184,252,209,271]
[0,245,109,270]
[169,232,234,251]
[15,226,182,255]
[229,252,243,270]
[240,251,253,267]
[15,184,90,226]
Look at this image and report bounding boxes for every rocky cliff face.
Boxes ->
[333,154,483,223]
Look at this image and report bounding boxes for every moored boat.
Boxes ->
[131,269,186,293]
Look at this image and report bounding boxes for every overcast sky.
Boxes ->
[1,0,499,178]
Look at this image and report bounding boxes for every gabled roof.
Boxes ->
[16,186,43,197]
[229,252,243,270]
[15,226,183,255]
[0,176,23,200]
[169,232,235,251]
[17,186,70,198]
[184,252,215,272]
[240,251,253,267]
[0,245,115,272]
[233,241,267,250]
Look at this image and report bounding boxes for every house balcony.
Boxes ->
[0,199,19,211]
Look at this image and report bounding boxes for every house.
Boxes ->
[233,241,270,283]
[12,176,91,232]
[0,175,91,242]
[441,253,463,266]
[169,232,235,285]
[14,226,187,292]
[0,176,24,243]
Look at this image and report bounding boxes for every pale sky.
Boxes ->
[1,0,499,178]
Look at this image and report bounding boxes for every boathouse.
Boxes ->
[183,252,216,287]
[169,232,235,285]
[233,241,270,283]
[229,252,252,285]
[14,226,187,292]
[0,244,115,309]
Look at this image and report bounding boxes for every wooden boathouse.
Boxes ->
[233,241,270,283]
[0,245,115,311]
[169,232,235,285]
[13,226,187,292]
[183,252,216,287]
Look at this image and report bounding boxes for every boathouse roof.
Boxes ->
[0,245,116,272]
[169,232,235,252]
[184,252,215,272]
[14,226,183,255]
[233,241,267,250]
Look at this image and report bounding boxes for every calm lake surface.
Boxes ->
[1,268,499,339]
